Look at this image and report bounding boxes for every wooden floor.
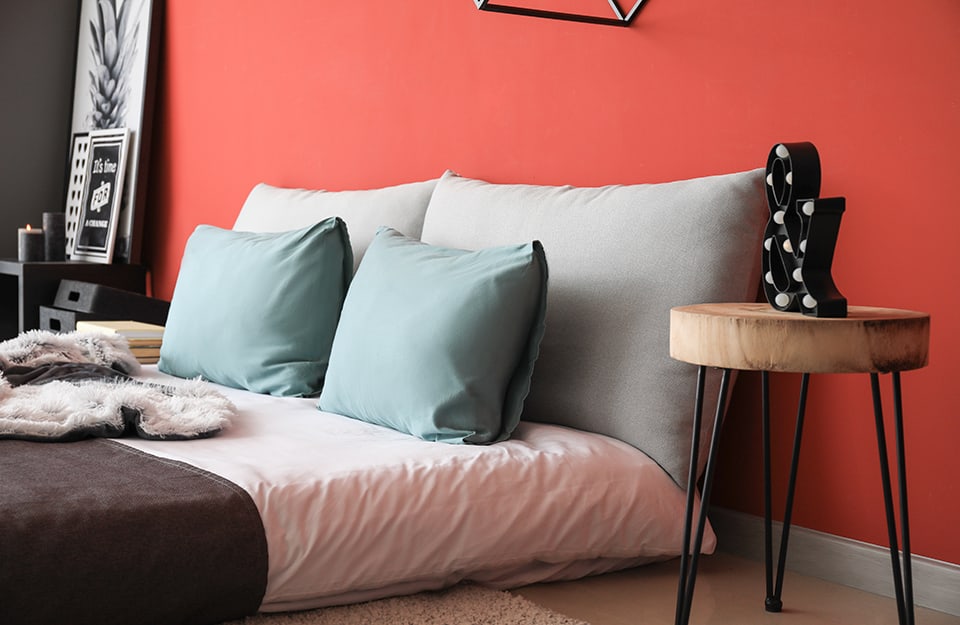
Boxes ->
[516,552,960,625]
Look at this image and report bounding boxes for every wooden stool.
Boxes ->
[669,303,930,625]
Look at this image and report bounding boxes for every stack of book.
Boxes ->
[75,320,165,364]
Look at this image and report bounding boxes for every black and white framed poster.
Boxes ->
[72,129,130,263]
[64,132,91,256]
[67,0,163,264]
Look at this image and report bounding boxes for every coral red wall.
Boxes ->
[144,1,960,564]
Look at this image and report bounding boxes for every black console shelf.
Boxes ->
[0,259,146,340]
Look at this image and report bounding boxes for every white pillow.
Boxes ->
[233,179,437,269]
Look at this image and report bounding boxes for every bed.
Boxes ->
[0,167,767,625]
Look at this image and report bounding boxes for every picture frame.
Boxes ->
[72,128,130,263]
[64,132,91,256]
[66,0,163,264]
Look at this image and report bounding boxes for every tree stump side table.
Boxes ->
[669,302,930,625]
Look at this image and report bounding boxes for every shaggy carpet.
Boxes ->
[223,585,588,625]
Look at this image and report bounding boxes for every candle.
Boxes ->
[42,211,66,261]
[18,225,44,262]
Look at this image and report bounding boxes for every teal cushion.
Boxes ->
[158,219,353,396]
[318,227,548,444]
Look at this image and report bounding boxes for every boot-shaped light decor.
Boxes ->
[762,142,847,318]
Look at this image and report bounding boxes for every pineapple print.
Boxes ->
[86,0,143,130]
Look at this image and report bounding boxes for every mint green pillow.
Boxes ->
[318,227,548,443]
[158,219,353,396]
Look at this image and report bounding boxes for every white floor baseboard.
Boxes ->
[708,507,960,617]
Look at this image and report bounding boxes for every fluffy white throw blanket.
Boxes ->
[0,331,235,441]
[0,329,142,373]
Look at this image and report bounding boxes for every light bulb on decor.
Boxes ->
[761,142,847,318]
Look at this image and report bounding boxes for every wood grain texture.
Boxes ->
[670,303,930,373]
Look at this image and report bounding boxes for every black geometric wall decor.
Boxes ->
[474,0,649,27]
[762,142,847,318]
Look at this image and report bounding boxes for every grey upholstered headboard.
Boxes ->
[230,168,767,486]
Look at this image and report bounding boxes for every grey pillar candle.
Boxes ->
[42,211,66,261]
[18,225,44,262]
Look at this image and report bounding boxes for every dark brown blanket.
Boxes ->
[0,439,268,625]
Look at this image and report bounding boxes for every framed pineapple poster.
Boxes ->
[72,129,130,263]
[66,0,163,264]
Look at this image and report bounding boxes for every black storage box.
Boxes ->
[53,280,170,326]
[38,306,125,333]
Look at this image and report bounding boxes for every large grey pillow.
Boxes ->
[233,179,437,269]
[420,169,767,486]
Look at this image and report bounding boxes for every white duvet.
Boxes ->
[117,368,715,612]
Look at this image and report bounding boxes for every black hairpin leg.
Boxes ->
[762,372,810,612]
[675,366,731,625]
[871,372,914,625]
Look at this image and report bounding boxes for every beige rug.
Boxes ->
[223,585,588,625]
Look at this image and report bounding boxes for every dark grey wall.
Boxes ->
[0,1,79,258]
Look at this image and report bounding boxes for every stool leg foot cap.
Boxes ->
[765,597,783,612]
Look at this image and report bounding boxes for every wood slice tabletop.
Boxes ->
[670,303,930,373]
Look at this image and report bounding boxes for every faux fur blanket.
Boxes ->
[0,330,235,441]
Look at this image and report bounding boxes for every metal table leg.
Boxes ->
[760,370,915,625]
[762,371,810,612]
[871,372,915,625]
[675,366,731,625]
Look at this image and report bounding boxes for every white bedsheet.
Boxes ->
[117,368,714,612]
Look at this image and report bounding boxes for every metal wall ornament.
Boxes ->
[762,142,847,318]
[474,0,649,27]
